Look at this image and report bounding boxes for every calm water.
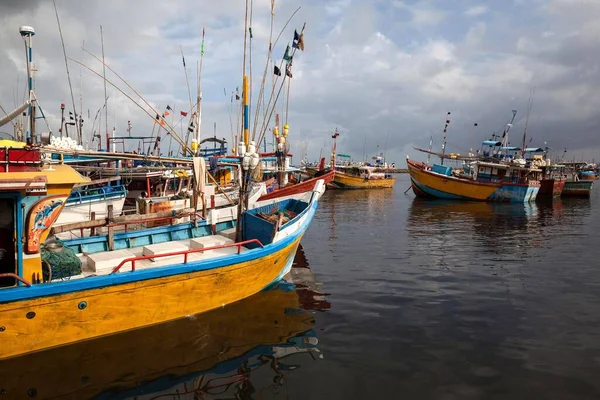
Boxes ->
[2,174,600,399]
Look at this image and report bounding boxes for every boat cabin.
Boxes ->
[0,143,89,288]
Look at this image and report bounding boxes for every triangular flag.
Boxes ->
[274,65,282,76]
[285,66,292,78]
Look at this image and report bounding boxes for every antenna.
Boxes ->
[19,25,35,143]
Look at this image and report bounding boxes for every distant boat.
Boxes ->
[561,180,593,197]
[537,164,567,198]
[406,158,541,202]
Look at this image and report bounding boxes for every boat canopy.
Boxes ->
[524,147,544,153]
[337,154,351,158]
[500,146,520,151]
[482,140,502,146]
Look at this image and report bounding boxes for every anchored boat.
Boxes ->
[406,158,541,202]
[0,140,325,360]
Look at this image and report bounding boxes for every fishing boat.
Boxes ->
[0,136,325,360]
[406,158,541,202]
[327,165,395,189]
[538,164,567,198]
[54,177,127,225]
[561,180,593,197]
[0,277,322,399]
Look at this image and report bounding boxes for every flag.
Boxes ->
[201,27,205,56]
[164,110,170,117]
[180,111,188,117]
[249,27,253,39]
[292,30,304,51]
[283,45,292,63]
[166,105,172,111]
[182,54,186,67]
[285,66,292,78]
[154,113,160,124]
[274,65,282,76]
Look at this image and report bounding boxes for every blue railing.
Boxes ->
[66,185,128,205]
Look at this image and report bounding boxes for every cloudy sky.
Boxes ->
[1,0,599,164]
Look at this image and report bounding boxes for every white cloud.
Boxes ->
[465,5,488,17]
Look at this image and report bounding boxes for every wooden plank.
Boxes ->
[107,205,114,251]
[51,218,107,234]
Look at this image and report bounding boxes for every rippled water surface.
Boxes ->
[2,174,600,399]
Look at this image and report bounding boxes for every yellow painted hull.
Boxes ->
[330,171,396,189]
[0,236,302,360]
[0,282,312,400]
[408,162,496,200]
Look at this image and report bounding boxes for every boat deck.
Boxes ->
[58,231,248,281]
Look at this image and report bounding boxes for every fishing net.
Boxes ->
[41,240,82,280]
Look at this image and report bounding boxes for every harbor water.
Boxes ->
[2,174,600,399]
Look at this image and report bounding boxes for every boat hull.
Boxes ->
[407,159,538,203]
[258,170,334,201]
[579,172,597,181]
[0,234,303,360]
[329,171,395,189]
[561,180,593,197]
[0,282,313,400]
[538,178,566,198]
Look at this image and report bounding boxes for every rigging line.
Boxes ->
[257,23,305,147]
[251,0,276,141]
[101,26,108,150]
[68,58,188,152]
[81,48,191,154]
[240,0,250,146]
[257,8,301,138]
[285,72,291,125]
[181,45,193,111]
[53,0,80,144]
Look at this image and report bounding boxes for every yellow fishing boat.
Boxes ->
[0,140,325,360]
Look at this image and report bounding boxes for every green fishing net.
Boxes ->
[41,241,82,280]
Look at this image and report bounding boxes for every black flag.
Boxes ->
[274,65,282,76]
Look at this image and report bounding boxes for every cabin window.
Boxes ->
[0,198,16,287]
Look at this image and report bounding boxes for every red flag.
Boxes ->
[180,111,188,117]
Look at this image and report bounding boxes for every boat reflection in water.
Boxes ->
[0,248,330,400]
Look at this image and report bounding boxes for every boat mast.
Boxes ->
[521,87,535,158]
[19,25,35,143]
[195,27,206,155]
[440,111,451,166]
[101,25,108,151]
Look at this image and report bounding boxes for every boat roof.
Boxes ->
[524,147,544,153]
[482,140,502,146]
